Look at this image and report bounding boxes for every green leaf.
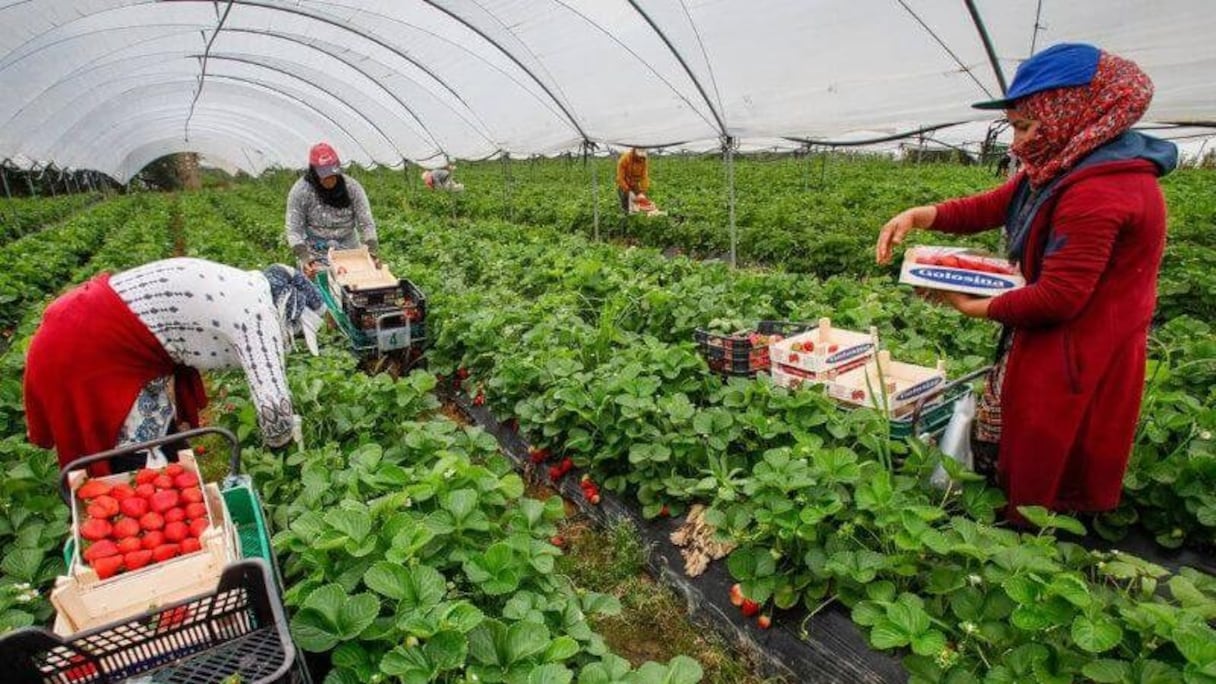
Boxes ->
[325,508,372,542]
[1071,614,1123,653]
[870,622,910,650]
[381,645,433,681]
[443,488,479,521]
[910,629,947,657]
[1,549,44,583]
[505,620,550,664]
[364,561,411,600]
[527,663,573,684]
[1081,659,1131,683]
[425,630,469,671]
[303,584,347,624]
[1048,574,1092,608]
[291,611,341,652]
[339,593,380,638]
[664,656,705,684]
[544,636,580,663]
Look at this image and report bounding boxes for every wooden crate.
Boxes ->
[769,318,877,374]
[329,245,398,290]
[828,351,947,418]
[52,452,239,635]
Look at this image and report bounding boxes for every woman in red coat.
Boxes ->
[876,43,1178,520]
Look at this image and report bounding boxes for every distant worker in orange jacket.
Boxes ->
[616,147,649,213]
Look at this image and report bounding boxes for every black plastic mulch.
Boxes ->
[448,392,906,684]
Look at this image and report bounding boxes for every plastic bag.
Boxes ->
[930,391,976,490]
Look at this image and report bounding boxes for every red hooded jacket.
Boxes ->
[932,152,1170,513]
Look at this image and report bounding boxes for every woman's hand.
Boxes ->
[302,259,323,278]
[918,288,992,318]
[877,206,937,264]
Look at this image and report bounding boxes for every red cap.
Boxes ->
[308,142,341,178]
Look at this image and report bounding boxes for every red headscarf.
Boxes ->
[1012,51,1154,187]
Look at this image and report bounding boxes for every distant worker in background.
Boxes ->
[616,147,650,214]
[23,258,326,472]
[995,151,1014,177]
[422,164,464,192]
[875,44,1177,523]
[285,142,380,278]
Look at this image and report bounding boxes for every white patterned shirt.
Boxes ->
[110,258,294,447]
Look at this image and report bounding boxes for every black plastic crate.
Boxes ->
[0,560,295,684]
[693,320,813,377]
[342,277,427,332]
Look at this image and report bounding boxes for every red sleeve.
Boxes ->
[987,182,1124,327]
[931,176,1021,235]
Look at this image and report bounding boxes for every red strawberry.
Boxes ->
[194,445,207,455]
[559,457,573,473]
[151,544,180,562]
[173,472,199,489]
[528,448,548,464]
[185,503,208,520]
[135,469,159,485]
[165,464,185,478]
[180,538,202,554]
[89,495,120,519]
[150,490,179,513]
[741,599,760,617]
[456,367,470,380]
[142,531,165,550]
[135,483,156,499]
[109,484,136,501]
[659,505,671,517]
[83,540,119,562]
[76,480,111,501]
[112,518,141,540]
[120,496,149,518]
[550,535,565,547]
[91,555,123,580]
[472,392,485,406]
[729,584,744,607]
[139,512,165,531]
[164,507,186,524]
[117,537,143,554]
[163,522,189,543]
[548,465,562,482]
[181,487,204,504]
[757,615,772,629]
[188,519,209,538]
[589,494,601,505]
[153,475,175,490]
[124,550,153,570]
[79,519,112,541]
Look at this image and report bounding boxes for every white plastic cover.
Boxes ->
[0,1,1213,180]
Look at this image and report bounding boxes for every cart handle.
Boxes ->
[59,426,240,503]
[908,365,993,434]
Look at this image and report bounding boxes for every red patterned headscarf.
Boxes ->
[1011,52,1154,187]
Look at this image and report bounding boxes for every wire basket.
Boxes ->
[1,559,295,684]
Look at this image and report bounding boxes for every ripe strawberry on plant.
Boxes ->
[757,615,772,629]
[549,535,565,547]
[472,391,486,406]
[740,599,760,617]
[729,584,745,607]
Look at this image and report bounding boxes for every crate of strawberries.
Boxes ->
[899,246,1025,297]
[51,451,239,634]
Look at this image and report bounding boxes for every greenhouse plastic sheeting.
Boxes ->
[0,1,1213,180]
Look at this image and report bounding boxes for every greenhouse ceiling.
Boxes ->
[1,0,1213,180]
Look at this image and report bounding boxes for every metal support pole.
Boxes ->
[84,172,95,192]
[25,170,35,197]
[724,137,738,268]
[501,154,514,223]
[47,169,57,197]
[0,166,10,200]
[587,142,600,242]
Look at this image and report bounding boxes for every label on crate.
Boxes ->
[908,268,1021,291]
[825,343,875,366]
[894,375,944,401]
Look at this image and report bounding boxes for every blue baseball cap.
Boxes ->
[972,43,1101,110]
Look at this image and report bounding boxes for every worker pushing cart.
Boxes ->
[286,142,381,277]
